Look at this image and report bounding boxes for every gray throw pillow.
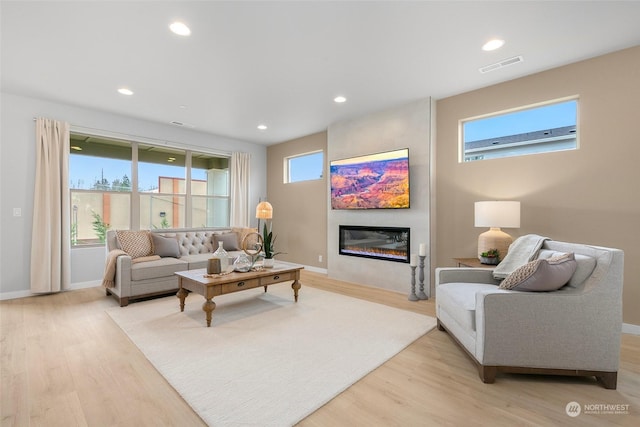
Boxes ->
[214,232,240,251]
[499,253,577,291]
[151,234,180,258]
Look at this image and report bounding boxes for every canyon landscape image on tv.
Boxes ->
[330,148,409,210]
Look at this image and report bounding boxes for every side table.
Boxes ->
[453,257,495,268]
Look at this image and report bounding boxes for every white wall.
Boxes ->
[0,92,266,297]
[327,98,433,294]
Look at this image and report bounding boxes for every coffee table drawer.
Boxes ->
[221,278,260,294]
[261,271,296,286]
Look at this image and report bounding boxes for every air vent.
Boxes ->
[169,121,196,128]
[479,55,524,73]
[170,121,184,126]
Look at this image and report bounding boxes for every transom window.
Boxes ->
[461,97,578,162]
[69,133,229,246]
[284,150,324,183]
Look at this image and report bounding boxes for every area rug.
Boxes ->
[107,283,436,426]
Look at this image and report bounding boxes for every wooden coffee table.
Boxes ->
[175,261,303,327]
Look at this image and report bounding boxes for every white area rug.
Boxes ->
[107,283,436,426]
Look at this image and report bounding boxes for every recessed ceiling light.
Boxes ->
[257,124,268,130]
[334,96,347,103]
[170,21,191,36]
[482,39,505,51]
[117,88,133,96]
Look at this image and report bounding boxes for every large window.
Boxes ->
[461,97,578,162]
[284,150,324,183]
[69,133,230,246]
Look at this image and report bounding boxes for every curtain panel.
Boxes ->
[30,118,71,293]
[229,152,250,227]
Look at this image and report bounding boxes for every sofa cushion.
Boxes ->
[151,233,181,258]
[130,257,188,281]
[537,250,596,287]
[213,232,240,251]
[499,253,577,291]
[116,230,153,259]
[437,283,498,332]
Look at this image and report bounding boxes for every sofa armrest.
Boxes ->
[475,290,621,370]
[115,255,133,298]
[435,267,500,286]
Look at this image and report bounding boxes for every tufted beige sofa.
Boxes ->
[106,227,254,306]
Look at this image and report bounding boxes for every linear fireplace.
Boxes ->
[339,225,410,263]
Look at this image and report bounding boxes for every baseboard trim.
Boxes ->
[0,280,101,301]
[622,323,640,336]
[302,265,328,274]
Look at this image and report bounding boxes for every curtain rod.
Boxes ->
[33,117,234,157]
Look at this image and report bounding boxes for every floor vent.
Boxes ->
[479,55,524,73]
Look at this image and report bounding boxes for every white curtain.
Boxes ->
[30,118,71,293]
[229,152,250,227]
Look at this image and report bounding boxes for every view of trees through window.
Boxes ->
[69,133,229,246]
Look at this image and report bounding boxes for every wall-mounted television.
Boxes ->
[330,148,409,210]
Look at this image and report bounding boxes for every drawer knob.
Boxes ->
[237,281,245,287]
[273,275,280,280]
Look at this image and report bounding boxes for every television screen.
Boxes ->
[330,148,409,210]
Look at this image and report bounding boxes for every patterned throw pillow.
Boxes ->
[116,230,153,259]
[499,253,577,292]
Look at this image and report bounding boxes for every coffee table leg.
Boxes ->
[177,286,188,312]
[291,280,301,302]
[203,298,216,327]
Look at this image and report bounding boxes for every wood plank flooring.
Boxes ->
[1,270,638,426]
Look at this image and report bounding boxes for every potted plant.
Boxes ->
[262,223,285,268]
[480,248,500,265]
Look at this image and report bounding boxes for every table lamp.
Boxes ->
[474,201,520,260]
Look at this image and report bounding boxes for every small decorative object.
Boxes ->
[417,254,428,299]
[480,248,500,265]
[207,257,221,275]
[408,254,418,301]
[213,241,229,272]
[233,253,253,272]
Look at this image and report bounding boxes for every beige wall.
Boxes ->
[435,46,640,326]
[266,131,327,269]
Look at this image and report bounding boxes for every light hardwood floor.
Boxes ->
[1,270,638,426]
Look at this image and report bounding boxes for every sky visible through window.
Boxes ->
[289,151,324,182]
[464,99,577,142]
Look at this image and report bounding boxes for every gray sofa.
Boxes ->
[106,227,253,306]
[435,239,624,389]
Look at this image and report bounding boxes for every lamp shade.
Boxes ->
[474,201,520,228]
[255,201,273,219]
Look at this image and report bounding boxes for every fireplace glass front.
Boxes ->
[339,225,409,263]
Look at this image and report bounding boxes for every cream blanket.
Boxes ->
[102,249,127,288]
[493,234,549,279]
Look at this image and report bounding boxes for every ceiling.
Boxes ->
[2,1,640,145]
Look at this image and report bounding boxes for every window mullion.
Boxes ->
[131,141,140,230]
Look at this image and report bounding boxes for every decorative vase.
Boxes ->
[233,253,252,272]
[213,241,229,272]
[263,257,275,268]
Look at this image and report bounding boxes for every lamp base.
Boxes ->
[478,228,513,260]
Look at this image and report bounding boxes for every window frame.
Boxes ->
[283,150,324,184]
[69,131,231,246]
[459,96,579,163]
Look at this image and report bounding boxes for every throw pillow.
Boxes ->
[214,232,240,251]
[499,252,577,292]
[116,230,153,259]
[151,234,180,258]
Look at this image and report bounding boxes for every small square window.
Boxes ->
[285,151,324,183]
